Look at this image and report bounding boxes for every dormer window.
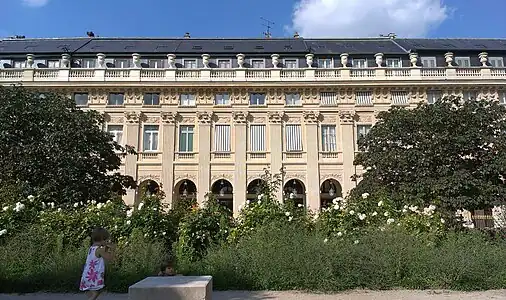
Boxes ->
[489,57,504,68]
[251,59,265,68]
[217,59,231,69]
[352,59,367,68]
[183,59,197,69]
[318,58,333,68]
[455,57,471,67]
[114,59,130,68]
[386,58,401,68]
[47,60,60,68]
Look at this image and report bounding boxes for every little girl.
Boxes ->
[80,227,116,300]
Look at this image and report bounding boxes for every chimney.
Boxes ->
[184,32,191,39]
[293,32,300,38]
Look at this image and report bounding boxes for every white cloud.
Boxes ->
[290,0,449,38]
[22,0,49,7]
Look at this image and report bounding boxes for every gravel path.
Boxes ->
[1,290,506,300]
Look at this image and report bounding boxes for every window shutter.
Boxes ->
[320,92,337,105]
[285,125,302,152]
[391,91,409,105]
[321,126,337,152]
[355,91,372,105]
[214,125,231,152]
[249,125,266,152]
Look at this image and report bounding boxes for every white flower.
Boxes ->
[2,206,8,212]
[153,207,157,211]
[162,232,166,236]
[333,204,340,210]
[384,211,389,217]
[285,211,291,216]
[409,205,418,212]
[114,225,118,229]
[288,216,293,222]
[57,208,62,212]
[0,229,6,236]
[126,220,131,225]
[397,223,401,226]
[144,233,148,237]
[27,195,35,202]
[258,200,262,205]
[257,194,263,200]
[362,193,370,199]
[297,204,303,208]
[440,218,446,224]
[337,232,343,237]
[354,240,359,244]
[246,200,251,205]
[97,203,104,209]
[377,200,383,207]
[138,202,144,210]
[126,209,133,218]
[324,238,328,243]
[404,205,409,209]
[73,202,79,208]
[349,210,355,215]
[402,209,408,213]
[49,202,55,209]
[106,200,111,204]
[91,200,97,205]
[358,213,366,220]
[14,202,25,212]
[372,211,378,216]
[387,218,395,224]
[41,202,46,209]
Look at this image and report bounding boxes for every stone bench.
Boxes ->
[129,276,212,300]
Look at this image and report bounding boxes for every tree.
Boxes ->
[353,96,506,212]
[0,86,136,204]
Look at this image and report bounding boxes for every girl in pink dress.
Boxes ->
[80,227,116,300]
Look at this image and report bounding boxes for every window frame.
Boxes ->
[250,58,266,69]
[183,59,198,69]
[356,124,372,141]
[107,93,125,106]
[73,92,89,107]
[285,93,301,106]
[320,125,337,152]
[249,124,266,152]
[46,60,60,68]
[213,124,232,153]
[499,91,506,105]
[426,90,442,104]
[421,56,437,68]
[463,90,478,101]
[179,94,196,106]
[178,125,195,153]
[143,93,160,106]
[352,58,368,68]
[216,59,232,69]
[107,124,124,144]
[489,57,504,68]
[142,125,159,152]
[318,58,333,69]
[249,93,266,106]
[114,59,130,68]
[285,124,303,152]
[283,58,298,69]
[455,57,471,67]
[214,93,230,106]
[386,58,402,68]
[148,59,164,68]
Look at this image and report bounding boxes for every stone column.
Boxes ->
[303,111,320,211]
[197,112,212,204]
[124,111,142,205]
[268,112,284,202]
[340,111,356,197]
[233,112,248,214]
[160,112,177,207]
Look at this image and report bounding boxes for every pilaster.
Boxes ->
[340,110,356,196]
[303,111,321,211]
[124,111,142,205]
[233,111,248,214]
[197,111,212,204]
[268,111,284,202]
[160,112,177,207]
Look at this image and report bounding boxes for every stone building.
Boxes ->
[1,36,505,214]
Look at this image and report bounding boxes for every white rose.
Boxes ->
[387,218,395,224]
[377,200,383,207]
[285,211,290,216]
[298,204,303,208]
[337,232,343,237]
[333,204,340,210]
[2,206,8,212]
[358,213,366,220]
[126,220,131,225]
[384,211,389,217]
[73,203,79,208]
[288,216,293,222]
[126,209,133,218]
[138,202,144,210]
[372,211,378,216]
[362,193,370,199]
[257,194,263,200]
[349,210,355,215]
[0,229,7,236]
[258,200,262,205]
[440,218,446,224]
[354,240,359,244]
[27,195,35,202]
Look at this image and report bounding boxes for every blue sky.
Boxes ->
[1,0,505,38]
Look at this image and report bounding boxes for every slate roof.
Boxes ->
[1,37,506,56]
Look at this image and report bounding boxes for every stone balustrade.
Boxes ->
[1,67,505,83]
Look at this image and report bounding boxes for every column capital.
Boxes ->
[303,111,321,124]
[160,112,179,124]
[339,110,356,124]
[197,111,213,124]
[232,111,249,124]
[125,111,142,124]
[268,111,284,124]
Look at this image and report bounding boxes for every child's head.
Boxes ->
[160,261,174,275]
[91,227,110,246]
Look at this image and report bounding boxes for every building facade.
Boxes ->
[1,36,505,213]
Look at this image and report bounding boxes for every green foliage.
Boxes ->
[189,224,506,291]
[0,86,136,205]
[354,96,506,212]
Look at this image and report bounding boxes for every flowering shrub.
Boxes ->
[318,191,448,243]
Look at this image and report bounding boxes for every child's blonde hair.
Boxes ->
[91,227,110,244]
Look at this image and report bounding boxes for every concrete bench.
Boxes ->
[129,276,212,300]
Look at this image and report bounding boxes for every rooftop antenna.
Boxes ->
[260,17,274,38]
[380,32,397,39]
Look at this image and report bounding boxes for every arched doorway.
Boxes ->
[283,179,306,208]
[246,179,265,202]
[173,179,197,209]
[211,179,233,211]
[136,179,160,203]
[320,179,343,209]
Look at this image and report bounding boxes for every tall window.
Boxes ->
[421,57,437,68]
[318,58,333,68]
[250,93,266,106]
[73,93,89,106]
[386,58,401,68]
[391,91,409,106]
[249,125,266,152]
[251,59,265,68]
[499,92,506,105]
[108,93,124,106]
[463,91,477,101]
[143,93,160,106]
[143,125,159,151]
[320,92,337,106]
[285,93,301,106]
[285,124,302,152]
[180,94,196,106]
[214,125,231,152]
[215,93,230,105]
[183,59,197,69]
[355,91,373,105]
[107,125,123,144]
[13,60,25,68]
[455,57,471,67]
[352,59,367,68]
[357,125,372,140]
[179,125,194,152]
[427,90,441,104]
[284,59,298,69]
[217,59,231,69]
[321,125,337,152]
[489,57,504,68]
